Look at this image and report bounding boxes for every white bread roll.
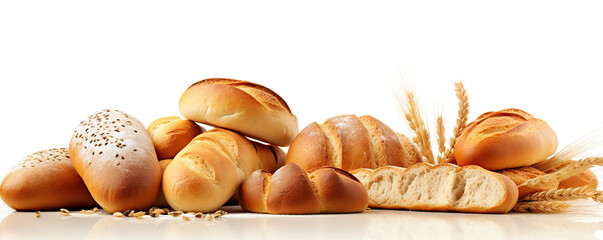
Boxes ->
[147,116,205,159]
[240,163,369,214]
[162,128,285,212]
[351,163,518,213]
[286,115,421,171]
[69,109,161,213]
[179,78,298,146]
[0,148,97,210]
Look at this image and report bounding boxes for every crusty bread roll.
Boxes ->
[497,166,558,198]
[152,159,172,208]
[179,78,298,146]
[162,128,285,212]
[69,109,161,213]
[240,163,369,214]
[351,163,518,213]
[454,109,558,170]
[286,115,421,171]
[545,160,598,190]
[0,148,97,210]
[147,116,205,159]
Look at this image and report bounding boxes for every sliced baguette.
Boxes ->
[350,163,518,213]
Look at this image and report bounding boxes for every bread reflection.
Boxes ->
[0,211,99,240]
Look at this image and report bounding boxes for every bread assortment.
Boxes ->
[179,78,298,146]
[69,109,162,213]
[0,148,97,210]
[286,115,421,171]
[240,163,369,214]
[351,163,518,213]
[147,117,205,159]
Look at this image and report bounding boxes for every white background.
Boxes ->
[1,0,603,212]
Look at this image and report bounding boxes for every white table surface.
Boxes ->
[1,203,602,240]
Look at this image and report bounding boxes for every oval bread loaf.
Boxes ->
[147,116,205,159]
[179,78,298,146]
[69,109,161,213]
[454,108,558,170]
[286,115,421,171]
[0,148,97,210]
[545,160,598,190]
[240,163,369,214]
[162,128,286,212]
[497,166,559,198]
[351,163,519,213]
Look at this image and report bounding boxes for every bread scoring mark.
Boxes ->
[357,116,384,168]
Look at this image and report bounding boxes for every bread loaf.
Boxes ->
[286,115,421,171]
[69,109,161,213]
[497,166,558,198]
[179,78,298,146]
[147,116,205,159]
[545,160,598,190]
[0,148,97,210]
[240,163,369,214]
[454,109,558,170]
[162,128,285,212]
[152,159,172,208]
[351,163,518,213]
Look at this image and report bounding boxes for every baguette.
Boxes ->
[351,163,518,213]
[147,116,205,159]
[69,109,161,213]
[240,163,369,214]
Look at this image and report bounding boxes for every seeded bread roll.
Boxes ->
[69,109,161,213]
[454,109,558,171]
[152,159,172,208]
[351,163,518,213]
[162,128,286,212]
[179,78,298,146]
[286,115,421,171]
[497,166,559,198]
[240,163,369,214]
[545,160,598,190]
[147,117,205,159]
[0,148,97,210]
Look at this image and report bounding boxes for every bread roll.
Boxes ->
[545,160,598,190]
[286,115,421,171]
[497,166,558,198]
[152,159,172,208]
[147,116,205,159]
[69,109,161,213]
[179,78,298,146]
[454,109,558,170]
[162,128,285,212]
[0,148,97,210]
[351,163,518,213]
[240,163,369,214]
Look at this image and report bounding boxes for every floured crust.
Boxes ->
[147,116,205,159]
[179,78,298,146]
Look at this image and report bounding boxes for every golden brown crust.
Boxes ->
[286,115,419,172]
[454,108,558,170]
[0,148,97,210]
[152,159,172,208]
[179,78,298,146]
[147,117,205,159]
[240,163,369,214]
[497,166,558,198]
[545,160,598,190]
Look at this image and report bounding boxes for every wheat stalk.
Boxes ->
[403,92,434,163]
[436,115,446,164]
[520,156,603,188]
[443,81,469,162]
[534,126,603,172]
[512,201,568,213]
[520,186,593,202]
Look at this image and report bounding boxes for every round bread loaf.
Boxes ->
[286,115,421,171]
[152,159,172,208]
[69,109,161,213]
[497,166,559,198]
[454,109,558,171]
[179,78,298,146]
[162,128,286,212]
[545,160,598,190]
[147,116,205,159]
[0,148,97,210]
[240,163,369,214]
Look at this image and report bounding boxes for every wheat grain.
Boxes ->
[512,201,568,213]
[520,186,593,201]
[592,191,603,204]
[520,156,603,188]
[444,81,469,162]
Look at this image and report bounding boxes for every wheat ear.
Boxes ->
[520,156,603,188]
[520,186,593,202]
[534,126,603,172]
[512,201,568,213]
[436,115,446,164]
[444,81,469,162]
[404,92,434,163]
[592,191,603,204]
